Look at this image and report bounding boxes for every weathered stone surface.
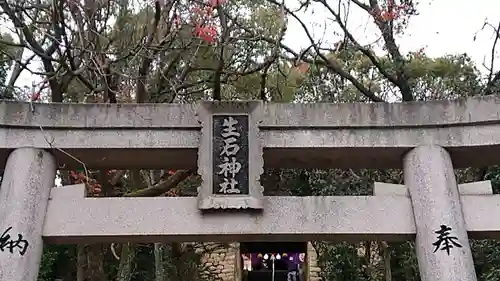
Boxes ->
[43,184,416,243]
[42,184,500,243]
[0,148,56,281]
[3,96,500,128]
[404,145,477,281]
[3,96,500,169]
[307,242,321,281]
[373,181,493,196]
[199,242,237,281]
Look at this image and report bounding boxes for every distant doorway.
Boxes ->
[240,242,307,281]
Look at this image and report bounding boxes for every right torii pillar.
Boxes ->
[404,145,477,281]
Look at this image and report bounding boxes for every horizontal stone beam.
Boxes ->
[42,184,500,244]
[3,96,500,128]
[3,96,500,169]
[373,181,494,196]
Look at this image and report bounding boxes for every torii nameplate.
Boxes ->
[196,101,264,210]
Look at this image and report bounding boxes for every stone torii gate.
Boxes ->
[2,96,500,281]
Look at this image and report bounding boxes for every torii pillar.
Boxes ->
[404,145,477,281]
[0,148,57,281]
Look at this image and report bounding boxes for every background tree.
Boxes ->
[0,32,16,94]
[1,0,500,280]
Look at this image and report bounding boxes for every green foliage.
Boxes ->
[38,244,76,281]
[406,53,482,100]
[472,239,500,281]
[314,242,370,281]
[389,242,420,281]
[294,47,484,103]
[38,246,58,281]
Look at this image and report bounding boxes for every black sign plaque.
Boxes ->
[196,101,264,210]
[212,115,250,195]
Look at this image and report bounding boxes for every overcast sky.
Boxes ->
[283,0,500,74]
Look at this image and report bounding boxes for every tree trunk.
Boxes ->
[171,242,185,281]
[380,241,392,281]
[77,245,85,281]
[84,244,108,281]
[364,241,373,279]
[117,243,136,281]
[154,243,165,281]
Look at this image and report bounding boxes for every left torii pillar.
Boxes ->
[0,148,56,281]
